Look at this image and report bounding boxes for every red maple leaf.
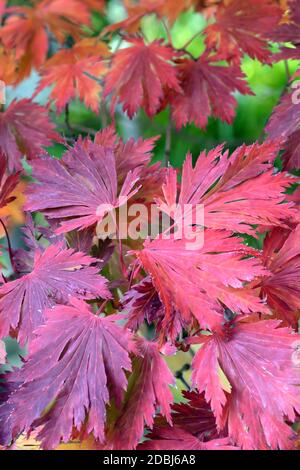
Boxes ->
[36,39,109,113]
[122,277,164,331]
[139,390,238,450]
[105,338,174,450]
[265,88,300,140]
[169,55,253,129]
[0,0,91,79]
[102,0,163,35]
[191,319,300,449]
[204,0,283,63]
[260,225,300,327]
[156,141,296,234]
[0,298,134,449]
[0,242,111,344]
[270,0,300,45]
[0,154,20,209]
[140,428,236,450]
[0,99,61,171]
[135,232,268,336]
[265,82,300,169]
[104,38,181,118]
[94,125,160,182]
[103,0,197,35]
[25,138,141,234]
[280,130,300,170]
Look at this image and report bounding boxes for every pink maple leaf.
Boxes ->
[156,141,296,234]
[104,38,181,118]
[169,55,253,129]
[106,338,174,450]
[260,225,300,327]
[135,231,269,336]
[0,298,134,449]
[25,138,141,234]
[0,99,61,171]
[204,0,282,63]
[191,319,300,449]
[139,390,238,450]
[0,242,111,344]
[0,153,20,209]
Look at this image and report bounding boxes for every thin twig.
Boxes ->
[100,102,108,128]
[161,18,172,45]
[284,59,291,82]
[83,71,105,85]
[164,111,172,166]
[0,218,15,273]
[175,364,190,390]
[65,103,71,132]
[180,30,203,51]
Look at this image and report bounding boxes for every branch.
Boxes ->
[161,18,172,45]
[175,364,190,390]
[0,218,15,273]
[164,111,172,166]
[180,29,203,51]
[65,103,71,132]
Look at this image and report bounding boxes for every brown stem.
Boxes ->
[161,18,172,45]
[0,218,15,273]
[175,363,190,390]
[284,59,291,82]
[180,30,203,51]
[164,111,172,166]
[65,103,71,132]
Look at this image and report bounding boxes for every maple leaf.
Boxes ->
[191,319,300,449]
[270,0,300,45]
[102,0,163,35]
[204,0,283,63]
[0,154,20,209]
[105,338,174,450]
[94,127,166,218]
[281,130,300,170]
[94,125,160,182]
[135,231,269,336]
[0,298,133,449]
[169,55,253,130]
[260,225,300,327]
[0,242,111,344]
[36,39,109,114]
[139,390,238,450]
[265,81,300,170]
[265,84,300,169]
[124,277,185,341]
[265,88,300,140]
[104,38,181,118]
[103,0,197,35]
[156,141,296,234]
[25,138,141,234]
[140,428,236,450]
[0,0,91,79]
[0,99,61,171]
[122,277,164,331]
